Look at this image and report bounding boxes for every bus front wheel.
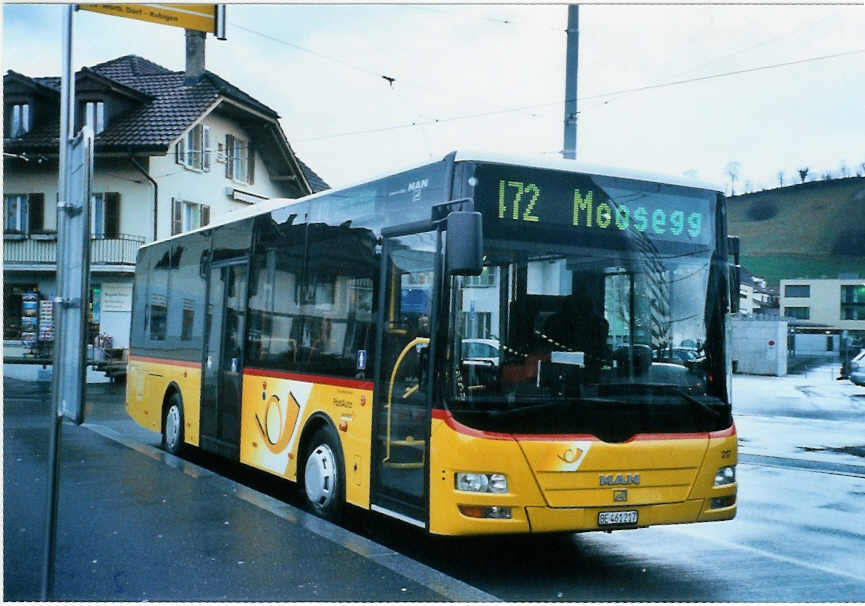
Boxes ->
[301,427,345,522]
[162,393,185,455]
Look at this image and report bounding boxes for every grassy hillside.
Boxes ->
[726,177,865,286]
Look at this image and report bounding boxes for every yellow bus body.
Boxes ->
[127,356,736,535]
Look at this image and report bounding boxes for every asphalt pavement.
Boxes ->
[2,378,496,602]
[4,361,865,601]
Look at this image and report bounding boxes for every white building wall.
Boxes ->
[150,111,293,240]
[780,278,865,332]
[730,318,788,376]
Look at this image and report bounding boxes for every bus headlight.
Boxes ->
[714,465,736,486]
[455,472,508,493]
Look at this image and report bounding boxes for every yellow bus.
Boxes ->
[126,151,737,535]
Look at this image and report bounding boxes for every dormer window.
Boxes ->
[83,100,105,134]
[8,103,31,137]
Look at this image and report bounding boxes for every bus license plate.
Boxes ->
[598,510,638,526]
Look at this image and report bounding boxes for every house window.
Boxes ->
[8,103,31,137]
[4,193,44,234]
[225,134,255,184]
[83,100,105,134]
[784,306,810,320]
[176,124,211,171]
[171,199,210,235]
[91,192,120,238]
[784,285,810,298]
[841,285,865,321]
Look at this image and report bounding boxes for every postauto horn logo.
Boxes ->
[255,383,300,454]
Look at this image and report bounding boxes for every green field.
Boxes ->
[726,177,865,287]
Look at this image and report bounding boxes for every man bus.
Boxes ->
[127,151,737,535]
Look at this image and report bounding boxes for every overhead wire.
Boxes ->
[298,47,865,143]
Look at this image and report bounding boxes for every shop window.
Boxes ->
[3,284,38,340]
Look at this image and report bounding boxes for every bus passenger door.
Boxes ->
[372,231,439,525]
[200,260,248,459]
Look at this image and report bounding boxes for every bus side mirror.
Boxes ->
[446,211,483,276]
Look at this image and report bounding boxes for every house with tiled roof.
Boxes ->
[4,52,328,367]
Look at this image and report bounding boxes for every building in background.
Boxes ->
[4,51,328,378]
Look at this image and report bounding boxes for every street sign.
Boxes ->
[78,4,226,38]
[54,125,93,425]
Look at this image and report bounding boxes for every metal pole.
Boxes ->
[42,5,75,599]
[562,4,579,159]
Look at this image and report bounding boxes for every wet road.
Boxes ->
[5,378,865,601]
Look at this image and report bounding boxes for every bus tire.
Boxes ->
[162,393,185,456]
[301,427,345,522]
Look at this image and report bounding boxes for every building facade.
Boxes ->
[779,279,865,333]
[4,54,327,371]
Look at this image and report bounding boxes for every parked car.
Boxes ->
[850,349,865,387]
[461,338,500,366]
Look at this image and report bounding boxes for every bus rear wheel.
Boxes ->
[162,393,185,455]
[301,427,345,522]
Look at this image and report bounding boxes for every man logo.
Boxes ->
[613,489,628,502]
[599,473,640,486]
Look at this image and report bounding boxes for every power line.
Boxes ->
[299,47,865,143]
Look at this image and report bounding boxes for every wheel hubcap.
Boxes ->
[305,443,336,508]
[166,405,180,450]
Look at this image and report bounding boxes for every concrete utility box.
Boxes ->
[730,317,788,376]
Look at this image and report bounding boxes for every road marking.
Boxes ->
[666,525,865,584]
[82,422,500,602]
[740,453,865,478]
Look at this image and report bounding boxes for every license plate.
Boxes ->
[598,510,638,526]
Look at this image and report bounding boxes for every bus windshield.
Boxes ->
[445,164,730,439]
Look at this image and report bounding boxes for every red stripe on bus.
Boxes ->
[434,409,734,442]
[709,423,736,439]
[243,367,374,390]
[431,409,513,440]
[128,355,200,369]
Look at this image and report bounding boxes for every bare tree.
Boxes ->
[744,179,753,194]
[725,161,741,196]
[839,161,849,178]
[798,167,809,183]
[777,170,785,187]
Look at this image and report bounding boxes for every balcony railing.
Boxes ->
[3,233,146,267]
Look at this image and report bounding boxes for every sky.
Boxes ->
[3,2,864,192]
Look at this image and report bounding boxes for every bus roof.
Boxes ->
[142,151,723,250]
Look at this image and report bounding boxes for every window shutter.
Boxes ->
[171,198,182,235]
[28,193,44,233]
[201,204,210,227]
[203,126,212,172]
[247,142,255,185]
[176,139,185,165]
[225,134,234,179]
[105,192,120,238]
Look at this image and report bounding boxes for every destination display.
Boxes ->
[474,163,715,247]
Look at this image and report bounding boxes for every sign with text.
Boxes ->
[78,4,226,38]
[101,282,133,312]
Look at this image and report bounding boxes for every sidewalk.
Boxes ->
[2,383,497,601]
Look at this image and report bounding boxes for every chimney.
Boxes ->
[184,29,206,85]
